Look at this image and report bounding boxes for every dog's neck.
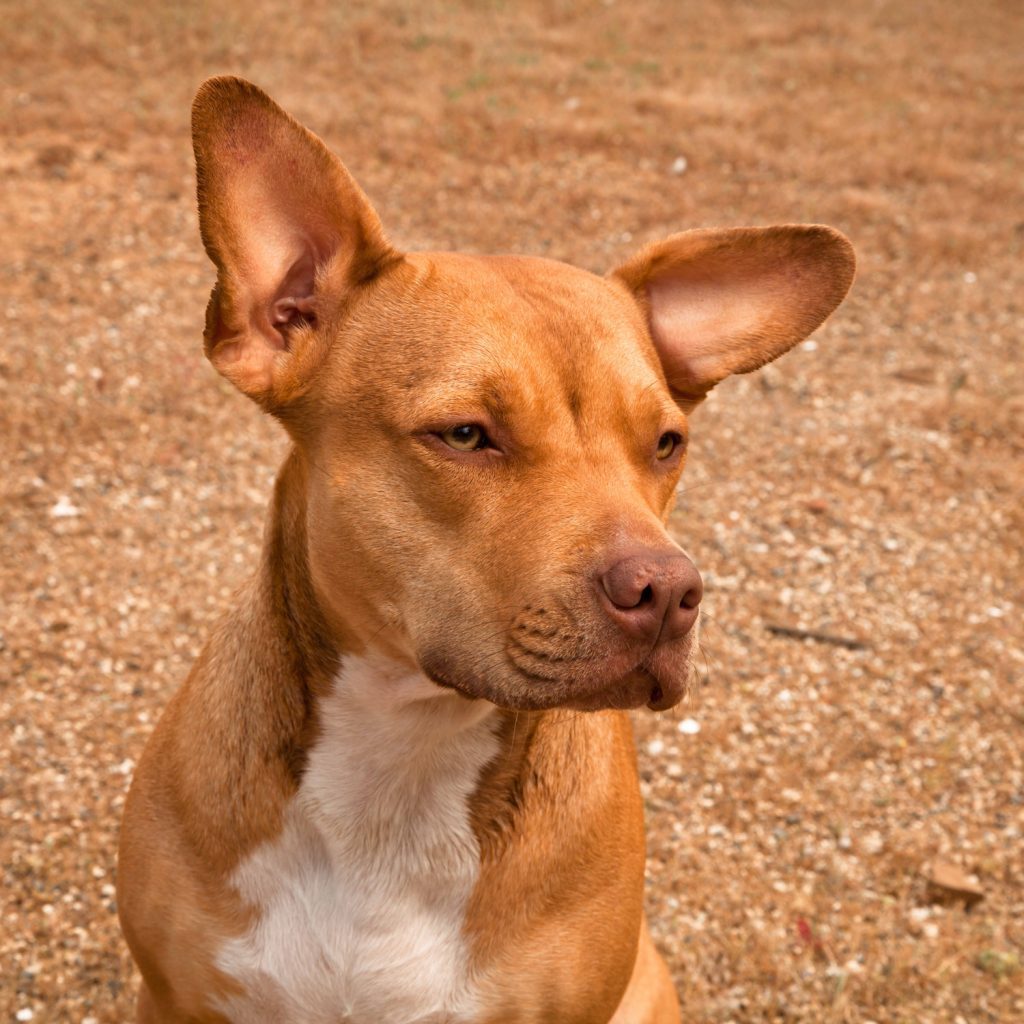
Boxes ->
[260,448,339,691]
[303,655,500,836]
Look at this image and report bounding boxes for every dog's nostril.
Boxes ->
[649,683,663,705]
[638,584,654,606]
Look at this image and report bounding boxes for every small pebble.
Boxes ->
[49,496,82,518]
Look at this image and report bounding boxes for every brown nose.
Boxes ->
[598,550,703,644]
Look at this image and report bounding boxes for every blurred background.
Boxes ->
[2,1,1021,1020]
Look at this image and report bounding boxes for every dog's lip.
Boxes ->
[422,665,479,703]
[423,658,687,713]
[643,672,671,711]
[643,669,685,711]
[562,667,683,712]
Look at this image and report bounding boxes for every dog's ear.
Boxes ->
[612,225,855,412]
[192,76,397,407]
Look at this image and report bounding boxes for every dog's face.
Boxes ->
[303,253,695,710]
[191,77,855,712]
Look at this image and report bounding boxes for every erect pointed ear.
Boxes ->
[611,225,855,412]
[192,76,398,407]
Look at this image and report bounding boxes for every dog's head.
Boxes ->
[191,77,854,713]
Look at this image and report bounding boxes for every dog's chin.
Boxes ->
[420,638,694,713]
[560,666,686,712]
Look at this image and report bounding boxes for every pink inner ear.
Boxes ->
[272,294,317,327]
[646,270,772,396]
[229,167,338,327]
[270,251,319,331]
[628,226,855,409]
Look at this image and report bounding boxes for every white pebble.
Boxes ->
[863,831,885,854]
[50,495,81,518]
[16,1010,34,1022]
[677,717,701,735]
[670,156,688,175]
[646,738,665,756]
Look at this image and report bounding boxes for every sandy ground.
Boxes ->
[2,1,1022,1021]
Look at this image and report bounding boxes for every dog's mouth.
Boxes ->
[421,632,695,713]
[561,665,682,712]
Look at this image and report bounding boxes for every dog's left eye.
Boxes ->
[656,431,683,460]
[440,424,492,451]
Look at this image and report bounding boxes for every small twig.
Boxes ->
[764,622,869,651]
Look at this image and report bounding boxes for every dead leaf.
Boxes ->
[922,859,984,906]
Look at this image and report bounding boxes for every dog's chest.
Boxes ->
[212,661,500,1024]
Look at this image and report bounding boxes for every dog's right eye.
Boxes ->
[440,424,491,451]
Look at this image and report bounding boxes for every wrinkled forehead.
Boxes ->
[361,252,674,424]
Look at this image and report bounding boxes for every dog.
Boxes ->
[116,75,854,1023]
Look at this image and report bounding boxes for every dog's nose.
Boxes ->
[598,550,703,644]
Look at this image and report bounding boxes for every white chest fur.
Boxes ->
[212,657,500,1024]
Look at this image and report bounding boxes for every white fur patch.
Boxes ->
[212,655,499,1024]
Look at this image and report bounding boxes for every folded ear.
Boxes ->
[612,225,855,412]
[192,76,397,406]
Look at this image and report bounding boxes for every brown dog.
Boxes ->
[116,76,854,1023]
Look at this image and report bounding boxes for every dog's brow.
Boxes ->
[635,377,680,420]
[405,376,518,424]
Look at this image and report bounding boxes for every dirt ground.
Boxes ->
[2,0,1022,1021]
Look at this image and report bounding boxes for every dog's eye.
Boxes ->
[440,424,491,451]
[656,431,683,460]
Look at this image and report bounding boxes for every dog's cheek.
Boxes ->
[302,477,412,650]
